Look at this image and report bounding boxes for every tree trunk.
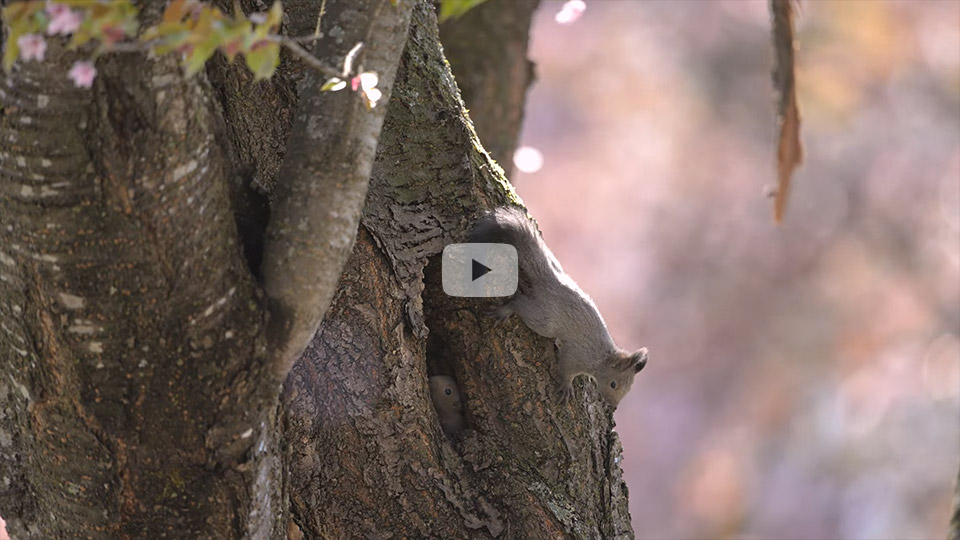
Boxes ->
[0,1,633,538]
[439,0,541,179]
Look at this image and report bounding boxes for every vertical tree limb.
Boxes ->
[260,0,414,381]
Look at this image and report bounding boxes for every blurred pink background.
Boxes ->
[511,1,960,538]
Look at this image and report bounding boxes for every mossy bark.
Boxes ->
[1,1,633,538]
[440,0,541,178]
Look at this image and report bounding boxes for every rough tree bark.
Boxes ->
[0,1,634,538]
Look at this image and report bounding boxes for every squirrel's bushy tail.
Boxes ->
[468,206,558,283]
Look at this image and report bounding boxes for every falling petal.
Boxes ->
[555,0,586,25]
[513,146,544,173]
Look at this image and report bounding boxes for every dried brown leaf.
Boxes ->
[770,0,803,223]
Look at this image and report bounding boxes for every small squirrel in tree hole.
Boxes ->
[469,207,648,408]
[429,375,465,435]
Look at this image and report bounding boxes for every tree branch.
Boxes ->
[260,0,414,381]
[273,35,341,79]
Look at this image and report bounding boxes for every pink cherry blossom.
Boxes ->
[68,61,97,88]
[45,2,69,19]
[555,0,586,25]
[17,33,47,62]
[46,3,83,36]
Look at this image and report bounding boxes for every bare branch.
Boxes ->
[273,35,341,79]
[108,35,344,81]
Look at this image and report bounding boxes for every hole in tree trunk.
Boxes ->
[230,167,271,282]
[422,252,491,435]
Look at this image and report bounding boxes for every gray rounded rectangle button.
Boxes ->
[442,243,518,297]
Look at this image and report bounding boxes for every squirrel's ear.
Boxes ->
[630,348,648,373]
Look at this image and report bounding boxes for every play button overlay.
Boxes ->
[472,260,492,281]
[442,243,517,297]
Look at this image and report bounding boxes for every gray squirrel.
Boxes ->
[429,375,465,435]
[469,206,647,407]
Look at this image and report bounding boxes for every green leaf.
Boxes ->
[244,41,280,80]
[264,1,283,32]
[438,0,489,23]
[215,22,250,62]
[67,1,140,49]
[151,31,191,56]
[2,1,44,25]
[67,26,95,50]
[3,28,24,73]
[184,34,220,77]
[320,77,346,91]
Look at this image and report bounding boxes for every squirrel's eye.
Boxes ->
[610,381,617,389]
[445,388,452,395]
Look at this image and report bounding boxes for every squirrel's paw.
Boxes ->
[556,382,573,405]
[484,305,512,322]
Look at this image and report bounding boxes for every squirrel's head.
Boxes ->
[429,375,463,413]
[599,348,648,407]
